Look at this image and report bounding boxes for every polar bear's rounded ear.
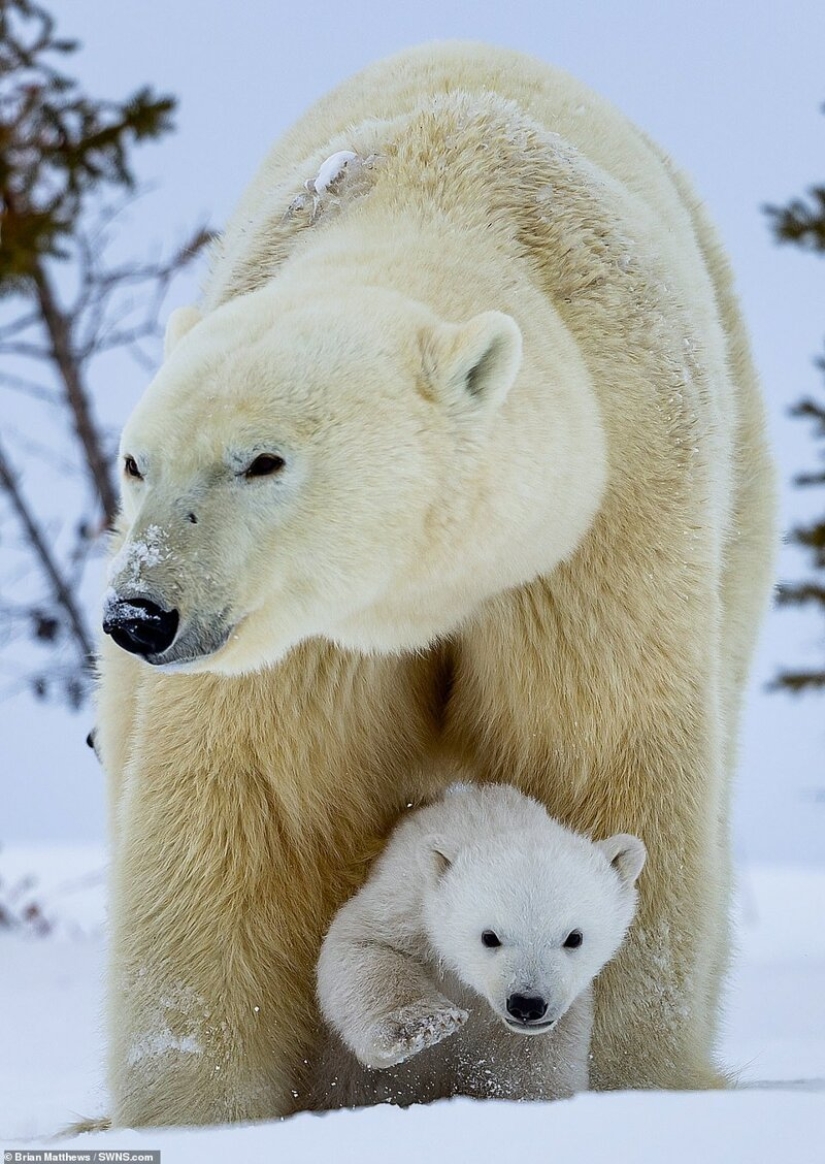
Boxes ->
[422,311,522,413]
[598,834,647,887]
[432,848,452,879]
[164,305,202,358]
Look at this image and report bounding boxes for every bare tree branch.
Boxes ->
[30,263,119,524]
[0,340,52,359]
[0,370,58,402]
[0,438,95,668]
[0,310,42,341]
[1,424,80,476]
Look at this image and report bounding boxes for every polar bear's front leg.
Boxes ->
[106,770,317,1126]
[355,992,469,1068]
[107,879,302,1127]
[586,831,730,1093]
[108,948,290,1127]
[582,755,730,1093]
[318,915,467,1068]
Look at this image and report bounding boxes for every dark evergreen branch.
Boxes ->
[765,187,825,253]
[775,581,825,606]
[770,671,825,693]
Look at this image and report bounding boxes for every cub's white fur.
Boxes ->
[315,783,645,1106]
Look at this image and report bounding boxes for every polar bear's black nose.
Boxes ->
[506,993,548,1023]
[103,598,179,657]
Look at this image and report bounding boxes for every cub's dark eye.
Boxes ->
[563,930,583,949]
[481,930,501,948]
[244,454,286,478]
[123,455,143,480]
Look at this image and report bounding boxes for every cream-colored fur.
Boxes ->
[98,41,775,1125]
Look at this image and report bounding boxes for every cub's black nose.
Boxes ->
[506,993,548,1023]
[103,598,179,658]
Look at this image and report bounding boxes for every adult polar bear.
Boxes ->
[99,42,775,1125]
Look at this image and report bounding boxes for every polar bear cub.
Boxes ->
[315,783,646,1107]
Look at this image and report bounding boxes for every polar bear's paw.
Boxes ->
[365,999,468,1068]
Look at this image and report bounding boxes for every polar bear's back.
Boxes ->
[211,42,722,365]
[226,42,688,259]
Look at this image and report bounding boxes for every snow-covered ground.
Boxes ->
[0,848,823,1161]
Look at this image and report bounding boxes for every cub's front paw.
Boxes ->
[363,1000,468,1068]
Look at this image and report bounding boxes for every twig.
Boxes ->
[31,264,119,526]
[0,437,95,669]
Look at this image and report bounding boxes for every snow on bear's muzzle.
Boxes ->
[102,594,180,658]
[102,588,234,668]
[103,520,236,667]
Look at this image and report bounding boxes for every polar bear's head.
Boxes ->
[422,823,646,1034]
[103,284,525,673]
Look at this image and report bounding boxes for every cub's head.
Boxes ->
[103,285,521,673]
[422,825,646,1034]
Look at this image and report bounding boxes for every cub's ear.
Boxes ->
[422,311,522,413]
[598,834,647,887]
[432,848,453,879]
[164,305,202,358]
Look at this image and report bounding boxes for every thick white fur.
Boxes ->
[98,42,776,1125]
[314,783,645,1107]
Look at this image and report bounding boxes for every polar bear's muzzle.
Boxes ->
[102,590,232,668]
[103,596,179,658]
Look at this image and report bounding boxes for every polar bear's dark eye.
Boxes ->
[563,930,583,949]
[481,930,501,948]
[123,455,143,481]
[245,454,286,478]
